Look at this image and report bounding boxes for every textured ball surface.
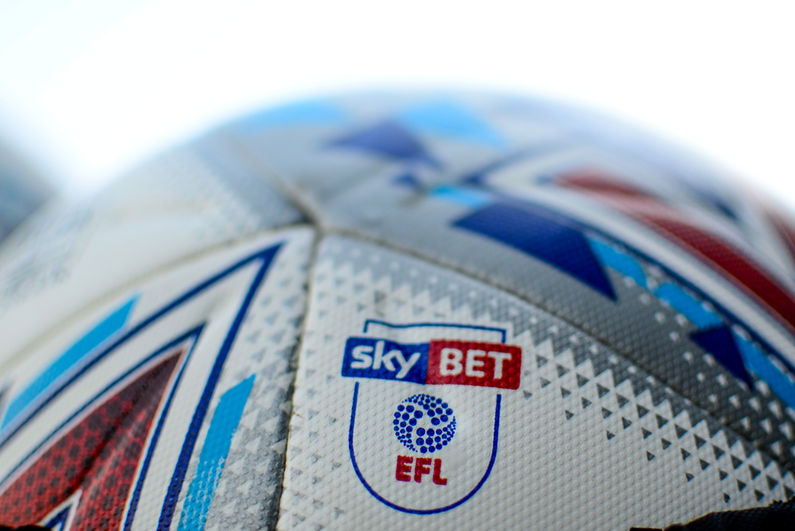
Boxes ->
[0,92,794,530]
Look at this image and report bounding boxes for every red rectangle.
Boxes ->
[426,340,521,390]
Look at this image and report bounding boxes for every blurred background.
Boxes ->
[0,0,793,205]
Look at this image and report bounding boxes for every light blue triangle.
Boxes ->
[398,101,506,149]
[430,185,490,208]
[589,239,648,289]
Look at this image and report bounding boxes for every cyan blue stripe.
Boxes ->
[734,333,795,409]
[177,375,255,531]
[589,239,647,289]
[431,185,491,208]
[2,297,136,429]
[653,283,722,329]
[236,100,347,133]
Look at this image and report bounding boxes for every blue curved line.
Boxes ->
[348,382,501,515]
[362,320,507,344]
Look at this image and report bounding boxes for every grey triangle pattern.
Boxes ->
[183,231,314,531]
[531,339,795,502]
[593,264,795,463]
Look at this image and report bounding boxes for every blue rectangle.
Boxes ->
[654,283,722,329]
[342,337,428,384]
[177,375,255,531]
[430,185,491,208]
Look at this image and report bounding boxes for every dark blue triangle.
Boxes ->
[685,187,739,222]
[454,202,616,300]
[392,172,423,190]
[329,120,439,168]
[691,326,754,389]
[704,194,739,221]
[459,143,562,185]
[45,506,71,530]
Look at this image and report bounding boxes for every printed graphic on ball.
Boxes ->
[341,321,521,390]
[393,394,456,454]
[344,321,518,513]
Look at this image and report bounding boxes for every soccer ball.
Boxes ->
[0,92,793,530]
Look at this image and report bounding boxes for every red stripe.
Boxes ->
[765,206,795,266]
[557,170,795,334]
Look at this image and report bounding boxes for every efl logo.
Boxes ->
[346,321,511,514]
[393,394,455,486]
[341,338,521,389]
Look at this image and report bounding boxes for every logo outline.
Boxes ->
[348,382,501,515]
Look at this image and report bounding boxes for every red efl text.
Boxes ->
[395,455,447,485]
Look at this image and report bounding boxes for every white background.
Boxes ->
[0,0,793,206]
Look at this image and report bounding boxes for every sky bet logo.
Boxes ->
[341,337,521,389]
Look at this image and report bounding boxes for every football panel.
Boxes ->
[0,227,312,530]
[278,234,793,531]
